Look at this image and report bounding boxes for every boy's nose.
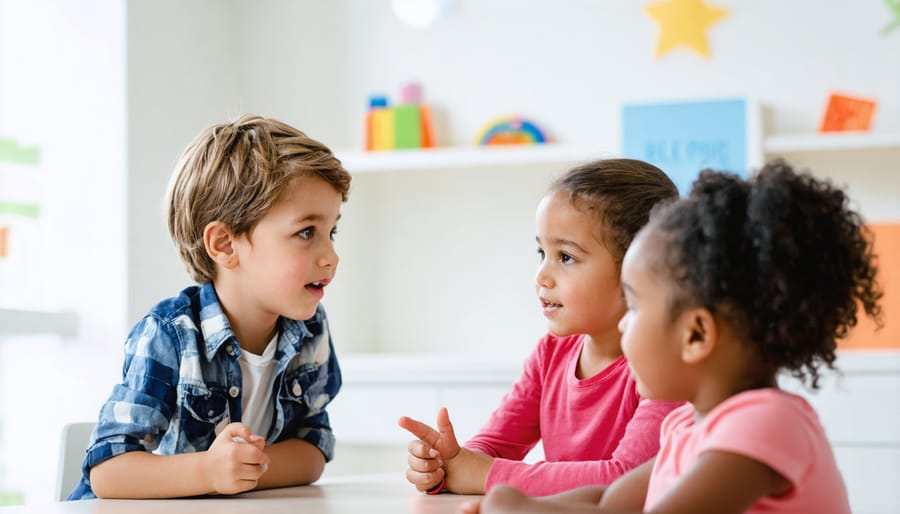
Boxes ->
[319,241,339,268]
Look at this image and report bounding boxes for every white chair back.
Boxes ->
[55,422,95,501]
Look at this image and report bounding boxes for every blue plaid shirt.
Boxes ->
[68,283,341,500]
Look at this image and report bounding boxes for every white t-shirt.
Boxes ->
[239,333,278,438]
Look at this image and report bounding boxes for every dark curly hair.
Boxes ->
[646,159,883,389]
[549,158,679,267]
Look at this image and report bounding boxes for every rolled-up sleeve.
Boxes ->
[82,315,180,475]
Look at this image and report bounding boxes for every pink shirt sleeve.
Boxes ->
[485,399,679,495]
[464,334,681,495]
[699,391,816,485]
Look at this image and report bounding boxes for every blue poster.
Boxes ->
[622,98,748,195]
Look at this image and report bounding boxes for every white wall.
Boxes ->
[0,0,126,503]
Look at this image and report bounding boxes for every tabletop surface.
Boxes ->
[0,474,480,514]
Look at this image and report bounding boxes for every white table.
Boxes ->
[0,474,479,514]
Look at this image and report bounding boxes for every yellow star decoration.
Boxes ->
[645,0,728,59]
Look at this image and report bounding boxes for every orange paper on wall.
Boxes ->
[841,223,900,350]
[0,225,8,258]
[819,92,877,132]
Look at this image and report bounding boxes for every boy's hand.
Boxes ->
[204,422,270,495]
[398,407,461,492]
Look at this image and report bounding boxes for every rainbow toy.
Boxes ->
[474,116,548,146]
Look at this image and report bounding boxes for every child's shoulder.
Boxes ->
[150,284,202,312]
[126,285,212,343]
[703,388,820,435]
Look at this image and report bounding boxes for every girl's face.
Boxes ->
[618,230,689,400]
[535,191,625,342]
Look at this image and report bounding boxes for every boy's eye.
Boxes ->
[536,248,545,262]
[330,228,338,242]
[559,253,573,264]
[298,227,314,240]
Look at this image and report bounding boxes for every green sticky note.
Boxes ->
[0,201,40,218]
[0,138,41,165]
[0,491,24,506]
[394,105,422,149]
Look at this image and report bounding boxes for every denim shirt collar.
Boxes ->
[196,282,316,362]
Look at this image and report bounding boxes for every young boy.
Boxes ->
[68,114,351,500]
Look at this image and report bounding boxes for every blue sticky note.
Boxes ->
[623,98,748,195]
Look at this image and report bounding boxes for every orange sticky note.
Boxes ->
[819,93,877,132]
[841,223,900,350]
[0,225,8,258]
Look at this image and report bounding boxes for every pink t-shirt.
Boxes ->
[645,388,850,513]
[465,333,681,495]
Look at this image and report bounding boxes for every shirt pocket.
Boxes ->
[180,384,230,446]
[280,362,330,419]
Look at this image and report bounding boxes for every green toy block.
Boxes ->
[394,105,422,149]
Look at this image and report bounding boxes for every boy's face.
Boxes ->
[618,231,688,400]
[534,191,625,342]
[231,175,343,322]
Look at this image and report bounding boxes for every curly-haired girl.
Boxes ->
[466,160,882,514]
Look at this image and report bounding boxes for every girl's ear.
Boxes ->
[680,308,717,364]
[203,221,239,269]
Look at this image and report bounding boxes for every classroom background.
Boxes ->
[0,0,898,511]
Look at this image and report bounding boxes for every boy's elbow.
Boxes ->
[88,464,115,499]
[303,452,326,484]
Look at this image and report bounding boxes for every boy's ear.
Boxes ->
[680,308,717,364]
[203,221,239,269]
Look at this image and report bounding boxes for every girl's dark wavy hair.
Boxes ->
[647,159,883,389]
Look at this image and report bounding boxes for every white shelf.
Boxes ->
[335,144,601,174]
[337,133,900,173]
[764,132,900,153]
[0,308,78,338]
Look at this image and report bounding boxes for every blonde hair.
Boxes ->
[166,114,351,283]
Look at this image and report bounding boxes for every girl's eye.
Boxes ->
[559,253,573,264]
[330,228,338,242]
[536,248,545,262]
[298,227,314,240]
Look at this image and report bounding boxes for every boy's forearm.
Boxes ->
[254,438,325,489]
[90,451,210,499]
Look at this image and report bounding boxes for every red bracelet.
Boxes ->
[425,477,446,495]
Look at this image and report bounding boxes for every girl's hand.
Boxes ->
[204,422,270,495]
[398,407,461,492]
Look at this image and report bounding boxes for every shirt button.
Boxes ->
[292,383,302,396]
[207,410,215,417]
[225,343,235,355]
[228,386,240,398]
